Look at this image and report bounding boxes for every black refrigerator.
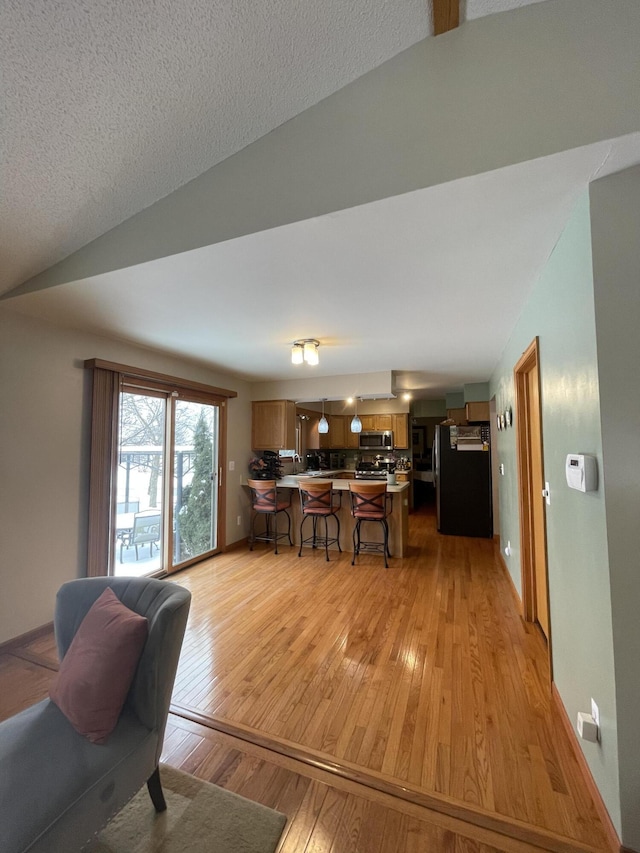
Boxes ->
[434,425,493,538]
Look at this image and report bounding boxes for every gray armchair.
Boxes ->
[0,576,191,853]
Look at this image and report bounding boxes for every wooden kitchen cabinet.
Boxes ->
[466,401,490,422]
[345,424,359,449]
[446,407,468,425]
[359,414,393,432]
[395,469,414,509]
[318,417,330,450]
[375,413,393,430]
[392,414,409,449]
[330,415,346,449]
[319,415,347,449]
[252,400,296,450]
[313,410,408,449]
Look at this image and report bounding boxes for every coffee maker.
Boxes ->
[305,452,321,471]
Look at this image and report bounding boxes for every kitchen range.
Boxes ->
[355,458,395,480]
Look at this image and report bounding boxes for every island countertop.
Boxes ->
[243,473,410,558]
[274,473,410,494]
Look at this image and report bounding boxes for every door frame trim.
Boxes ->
[514,338,553,678]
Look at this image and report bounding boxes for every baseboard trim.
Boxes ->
[170,702,603,853]
[497,546,523,616]
[551,684,622,853]
[223,537,248,552]
[0,621,53,656]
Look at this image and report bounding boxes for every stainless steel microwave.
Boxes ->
[359,431,394,451]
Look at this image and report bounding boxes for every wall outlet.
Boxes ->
[237,515,242,526]
[504,540,511,557]
[591,698,600,728]
[577,711,598,743]
[499,463,505,476]
[229,460,235,471]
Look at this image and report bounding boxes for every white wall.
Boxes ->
[0,306,251,644]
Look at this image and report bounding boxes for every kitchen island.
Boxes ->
[246,473,410,558]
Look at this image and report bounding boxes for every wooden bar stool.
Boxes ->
[247,479,293,554]
[298,479,342,561]
[348,481,393,568]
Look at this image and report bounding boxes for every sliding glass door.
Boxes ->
[112,389,221,576]
[173,400,219,565]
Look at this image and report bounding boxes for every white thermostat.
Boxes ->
[565,454,598,492]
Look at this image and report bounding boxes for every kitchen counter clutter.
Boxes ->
[245,473,410,558]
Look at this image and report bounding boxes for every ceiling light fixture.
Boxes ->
[350,397,362,433]
[318,399,329,434]
[291,339,319,366]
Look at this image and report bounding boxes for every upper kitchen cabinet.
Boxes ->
[345,423,359,449]
[392,414,409,449]
[252,400,296,450]
[329,415,346,449]
[359,414,376,431]
[360,414,393,432]
[465,401,490,422]
[318,414,347,449]
[446,407,468,425]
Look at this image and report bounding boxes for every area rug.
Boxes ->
[85,764,287,853]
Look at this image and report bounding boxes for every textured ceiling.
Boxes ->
[10,132,640,398]
[1,0,545,297]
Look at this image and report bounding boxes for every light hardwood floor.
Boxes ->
[0,650,558,853]
[0,503,612,852]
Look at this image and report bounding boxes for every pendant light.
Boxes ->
[350,397,362,433]
[318,399,329,434]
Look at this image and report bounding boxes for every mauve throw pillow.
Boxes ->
[50,586,148,743]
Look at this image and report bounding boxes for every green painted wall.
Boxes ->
[445,392,464,409]
[590,165,640,850]
[412,399,446,418]
[463,382,490,403]
[489,193,619,833]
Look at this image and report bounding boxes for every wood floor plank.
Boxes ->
[166,505,611,850]
[0,504,615,852]
[0,654,56,722]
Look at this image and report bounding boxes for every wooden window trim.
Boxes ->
[84,359,237,399]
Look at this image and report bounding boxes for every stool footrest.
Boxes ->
[298,512,341,562]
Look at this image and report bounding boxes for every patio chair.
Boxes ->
[120,512,161,562]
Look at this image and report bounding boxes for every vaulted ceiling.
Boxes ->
[3,0,639,398]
